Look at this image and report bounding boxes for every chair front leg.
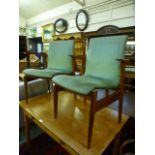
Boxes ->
[87,91,97,148]
[24,76,28,104]
[53,83,58,119]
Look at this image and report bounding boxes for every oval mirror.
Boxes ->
[76,9,89,31]
[54,18,68,33]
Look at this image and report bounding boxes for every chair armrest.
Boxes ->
[116,58,130,65]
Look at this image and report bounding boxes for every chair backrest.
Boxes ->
[47,40,74,72]
[85,35,128,86]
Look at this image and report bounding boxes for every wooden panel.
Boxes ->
[20,92,129,155]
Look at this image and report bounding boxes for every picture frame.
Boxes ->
[42,24,55,42]
[76,9,89,31]
[54,18,68,33]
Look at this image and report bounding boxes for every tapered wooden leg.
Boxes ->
[24,76,28,104]
[84,97,87,105]
[23,112,31,148]
[118,94,123,123]
[53,83,58,119]
[87,91,97,149]
[47,79,51,93]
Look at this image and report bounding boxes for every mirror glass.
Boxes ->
[76,10,89,31]
[54,18,68,33]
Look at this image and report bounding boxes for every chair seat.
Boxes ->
[24,68,71,79]
[53,75,118,95]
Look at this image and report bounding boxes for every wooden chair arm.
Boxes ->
[116,58,130,65]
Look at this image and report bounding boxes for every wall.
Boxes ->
[26,0,135,36]
[19,14,26,27]
[19,14,27,36]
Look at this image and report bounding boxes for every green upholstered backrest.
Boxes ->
[47,40,74,72]
[85,35,128,86]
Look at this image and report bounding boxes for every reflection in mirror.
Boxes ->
[54,18,68,33]
[76,9,89,31]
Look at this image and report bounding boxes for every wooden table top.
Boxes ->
[20,92,129,155]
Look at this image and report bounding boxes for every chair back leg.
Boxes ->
[24,76,28,104]
[53,83,58,119]
[118,93,123,123]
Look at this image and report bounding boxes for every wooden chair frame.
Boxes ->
[53,58,128,148]
[24,41,75,104]
[52,25,134,148]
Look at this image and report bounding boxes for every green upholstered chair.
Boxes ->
[52,35,128,148]
[23,40,74,103]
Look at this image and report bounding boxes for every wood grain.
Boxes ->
[20,92,129,155]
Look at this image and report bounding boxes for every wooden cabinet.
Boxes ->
[19,36,27,60]
[53,32,86,74]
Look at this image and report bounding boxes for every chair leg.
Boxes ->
[87,91,97,149]
[53,83,58,119]
[23,112,31,148]
[24,76,28,104]
[84,97,87,105]
[47,79,51,93]
[118,94,123,123]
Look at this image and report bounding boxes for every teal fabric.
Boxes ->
[85,35,128,86]
[47,40,74,72]
[24,68,70,78]
[24,40,74,78]
[52,35,128,95]
[53,75,118,95]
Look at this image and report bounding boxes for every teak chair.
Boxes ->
[52,35,128,148]
[24,40,74,103]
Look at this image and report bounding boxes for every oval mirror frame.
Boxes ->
[76,9,89,31]
[54,18,68,33]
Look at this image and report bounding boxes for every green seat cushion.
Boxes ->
[24,68,71,78]
[53,75,118,95]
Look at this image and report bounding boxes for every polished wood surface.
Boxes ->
[20,92,129,155]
